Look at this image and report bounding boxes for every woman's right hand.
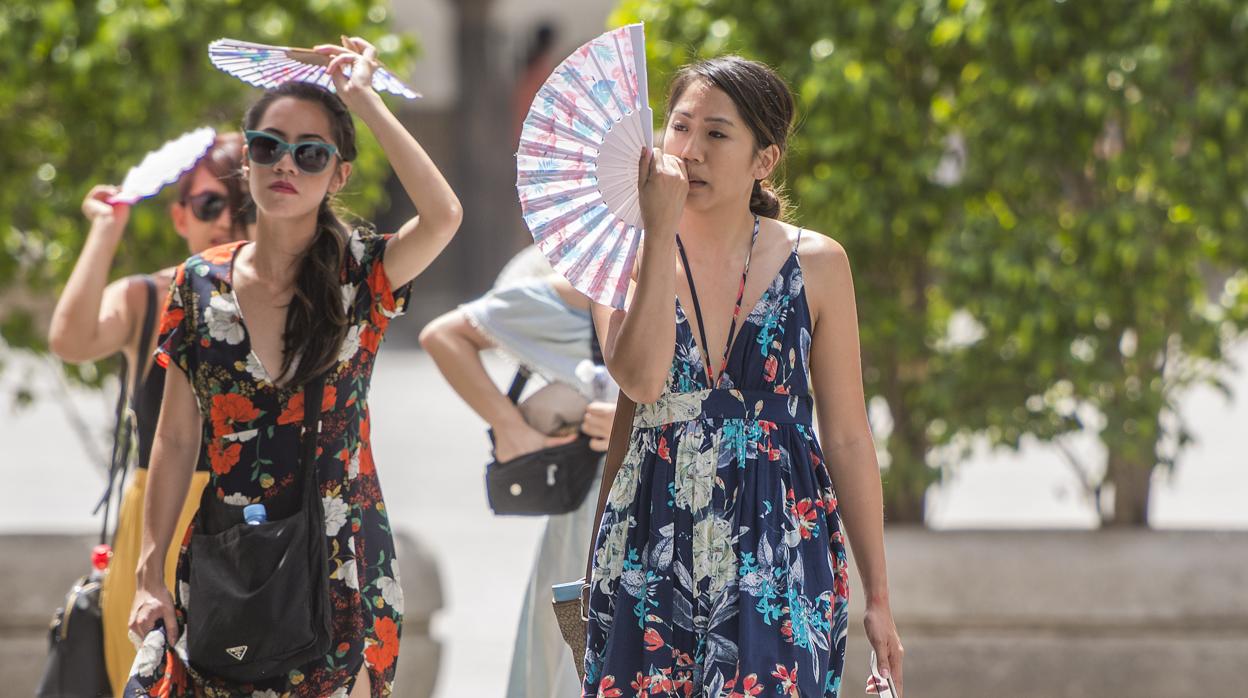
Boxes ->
[637,147,687,238]
[129,581,179,645]
[81,185,130,233]
[492,420,577,463]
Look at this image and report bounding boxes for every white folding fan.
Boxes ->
[516,23,653,310]
[208,38,420,99]
[107,127,217,205]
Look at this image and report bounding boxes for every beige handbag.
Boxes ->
[551,390,636,682]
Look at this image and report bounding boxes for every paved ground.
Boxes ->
[3,341,1246,696]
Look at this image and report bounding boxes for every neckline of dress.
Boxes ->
[675,247,801,389]
[226,241,285,388]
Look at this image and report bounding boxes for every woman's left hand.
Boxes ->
[581,401,616,452]
[864,600,904,696]
[317,35,380,109]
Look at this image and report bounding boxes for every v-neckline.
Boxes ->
[228,241,284,387]
[676,248,796,389]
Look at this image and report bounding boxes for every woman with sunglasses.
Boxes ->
[126,37,461,698]
[47,132,248,697]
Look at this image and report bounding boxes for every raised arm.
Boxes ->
[129,362,202,644]
[48,186,141,364]
[320,37,462,289]
[591,148,686,404]
[803,234,904,691]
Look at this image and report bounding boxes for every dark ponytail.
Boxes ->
[243,82,358,387]
[666,56,795,221]
[750,180,782,220]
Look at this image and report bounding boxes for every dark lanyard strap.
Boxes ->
[300,376,325,491]
[675,215,760,386]
[95,276,158,545]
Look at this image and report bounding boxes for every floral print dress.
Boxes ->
[584,232,850,697]
[127,230,410,698]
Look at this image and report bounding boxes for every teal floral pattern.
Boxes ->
[584,246,850,697]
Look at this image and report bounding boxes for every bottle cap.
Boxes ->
[243,503,267,523]
[92,543,112,571]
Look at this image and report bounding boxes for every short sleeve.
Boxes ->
[154,263,194,376]
[460,279,595,392]
[346,229,413,322]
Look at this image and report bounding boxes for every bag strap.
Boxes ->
[94,276,158,545]
[582,390,636,606]
[301,376,326,485]
[504,366,531,405]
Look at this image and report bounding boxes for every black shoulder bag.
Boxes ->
[484,323,604,516]
[186,377,332,683]
[37,276,158,698]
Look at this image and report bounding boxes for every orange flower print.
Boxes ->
[594,675,622,698]
[207,439,241,476]
[790,498,819,540]
[211,393,260,436]
[157,306,184,337]
[277,385,338,425]
[199,241,244,266]
[363,616,400,673]
[770,663,800,698]
[643,627,664,652]
[367,258,397,325]
[726,673,764,698]
[359,325,383,356]
[763,355,779,382]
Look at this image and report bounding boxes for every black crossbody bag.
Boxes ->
[185,377,332,682]
[484,323,604,516]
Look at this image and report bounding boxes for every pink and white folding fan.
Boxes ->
[107,127,217,205]
[516,23,653,310]
[208,38,420,99]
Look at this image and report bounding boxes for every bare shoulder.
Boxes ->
[796,228,851,284]
[792,229,854,327]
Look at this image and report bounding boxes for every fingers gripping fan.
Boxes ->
[208,38,421,99]
[516,23,653,310]
[107,127,217,205]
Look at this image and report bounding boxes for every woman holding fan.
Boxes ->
[126,37,461,697]
[583,56,903,696]
[48,132,249,696]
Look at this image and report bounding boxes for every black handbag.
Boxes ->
[484,324,605,516]
[185,377,332,683]
[37,278,160,698]
[36,558,111,697]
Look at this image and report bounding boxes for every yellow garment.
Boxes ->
[100,467,210,696]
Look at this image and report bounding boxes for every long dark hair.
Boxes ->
[665,56,795,220]
[243,82,358,388]
[177,132,248,237]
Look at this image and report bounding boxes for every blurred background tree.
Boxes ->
[937,0,1248,526]
[611,0,1248,526]
[0,0,417,376]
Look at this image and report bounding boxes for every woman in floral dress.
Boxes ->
[583,57,904,696]
[126,37,461,697]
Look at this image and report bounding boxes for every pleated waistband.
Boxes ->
[633,389,813,428]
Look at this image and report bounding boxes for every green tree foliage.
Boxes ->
[0,0,417,361]
[611,0,1248,525]
[937,1,1248,526]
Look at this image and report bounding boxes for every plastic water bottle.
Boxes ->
[89,543,111,582]
[243,503,268,526]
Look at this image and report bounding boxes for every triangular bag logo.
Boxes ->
[225,645,248,661]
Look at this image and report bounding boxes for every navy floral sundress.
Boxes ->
[584,231,851,697]
[126,230,411,698]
